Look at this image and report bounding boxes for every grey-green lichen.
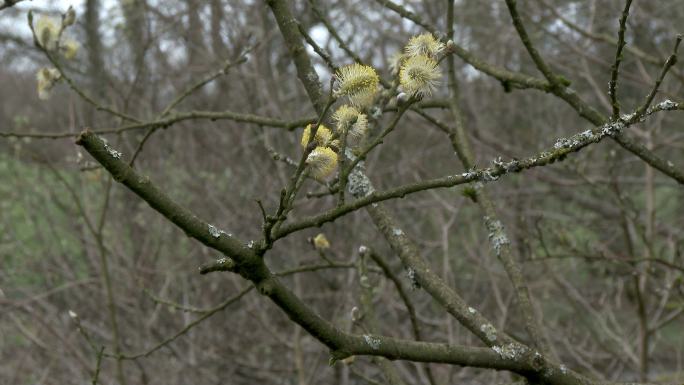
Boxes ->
[363,334,381,350]
[347,165,375,198]
[657,99,677,110]
[102,139,122,159]
[480,323,497,342]
[491,343,527,360]
[208,224,222,238]
[406,267,420,290]
[484,216,510,256]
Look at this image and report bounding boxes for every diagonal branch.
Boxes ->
[266,0,325,114]
[264,0,512,349]
[504,0,567,87]
[632,35,682,119]
[75,129,551,375]
[503,0,684,185]
[274,100,681,238]
[376,0,550,92]
[445,0,552,358]
[536,0,684,85]
[363,246,439,385]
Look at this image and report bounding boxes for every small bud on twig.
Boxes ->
[63,6,76,27]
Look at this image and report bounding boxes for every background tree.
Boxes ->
[1,1,683,384]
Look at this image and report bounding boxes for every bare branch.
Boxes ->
[608,0,633,119]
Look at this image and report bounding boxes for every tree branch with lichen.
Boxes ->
[75,128,569,377]
[503,0,684,184]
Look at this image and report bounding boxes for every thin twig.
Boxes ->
[298,22,336,71]
[27,11,141,123]
[608,0,633,119]
[91,347,105,385]
[308,0,363,64]
[632,35,682,120]
[0,111,314,139]
[108,286,253,360]
[267,81,337,241]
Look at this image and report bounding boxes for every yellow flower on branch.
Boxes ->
[348,113,368,143]
[334,63,379,108]
[399,55,441,97]
[306,147,338,179]
[36,16,60,50]
[332,105,368,146]
[405,33,444,58]
[62,39,80,60]
[313,233,330,250]
[300,124,333,149]
[332,105,360,130]
[36,67,62,100]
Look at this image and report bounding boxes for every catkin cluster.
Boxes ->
[398,33,443,97]
[301,33,446,179]
[32,7,80,100]
[302,63,378,179]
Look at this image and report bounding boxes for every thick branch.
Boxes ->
[75,129,547,373]
[446,0,552,358]
[265,0,325,114]
[275,102,680,238]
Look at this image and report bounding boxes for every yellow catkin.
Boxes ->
[36,16,60,50]
[36,68,61,100]
[332,105,360,132]
[62,39,80,60]
[300,124,333,149]
[313,233,330,250]
[399,55,441,96]
[405,33,445,58]
[306,147,338,179]
[334,63,379,108]
[333,105,368,146]
[348,114,368,143]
